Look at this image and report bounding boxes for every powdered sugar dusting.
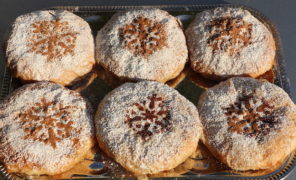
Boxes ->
[95,9,188,82]
[198,77,296,170]
[0,82,94,174]
[125,94,172,141]
[95,81,202,174]
[6,10,95,85]
[186,7,275,79]
[27,19,78,61]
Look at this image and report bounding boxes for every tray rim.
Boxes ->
[0,3,293,180]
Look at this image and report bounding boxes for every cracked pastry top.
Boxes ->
[95,9,188,83]
[6,10,95,86]
[186,7,276,80]
[95,81,202,175]
[197,77,296,170]
[0,82,94,175]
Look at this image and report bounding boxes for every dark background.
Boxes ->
[0,0,295,179]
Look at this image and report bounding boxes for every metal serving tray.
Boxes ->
[0,4,294,180]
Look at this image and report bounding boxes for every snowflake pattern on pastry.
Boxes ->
[27,18,78,61]
[119,16,167,57]
[125,94,172,140]
[223,94,280,142]
[18,97,80,149]
[206,17,253,56]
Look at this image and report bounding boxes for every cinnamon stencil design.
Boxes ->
[125,94,172,140]
[223,95,280,142]
[119,16,167,57]
[18,98,80,148]
[28,18,78,61]
[206,17,253,56]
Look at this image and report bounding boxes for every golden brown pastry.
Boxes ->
[197,77,296,170]
[6,10,95,86]
[95,81,202,175]
[186,7,276,80]
[95,9,188,84]
[0,82,95,175]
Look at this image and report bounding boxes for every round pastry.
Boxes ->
[0,82,94,175]
[95,9,188,83]
[197,77,296,170]
[6,10,95,86]
[186,7,276,80]
[95,81,202,175]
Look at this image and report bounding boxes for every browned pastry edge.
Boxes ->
[189,65,275,89]
[6,137,95,176]
[96,62,189,88]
